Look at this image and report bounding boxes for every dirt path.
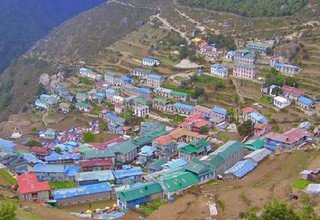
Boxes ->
[151,14,191,44]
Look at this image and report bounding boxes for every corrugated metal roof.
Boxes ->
[112,167,143,179]
[158,171,199,193]
[116,182,163,202]
[244,148,271,163]
[53,182,112,200]
[224,160,257,178]
[76,170,114,182]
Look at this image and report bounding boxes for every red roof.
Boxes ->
[79,159,113,168]
[185,113,203,122]
[194,105,211,115]
[90,143,107,150]
[30,146,51,154]
[153,135,173,145]
[14,145,51,155]
[17,173,50,194]
[265,128,312,145]
[242,107,255,114]
[193,119,209,128]
[282,85,304,97]
[105,137,126,147]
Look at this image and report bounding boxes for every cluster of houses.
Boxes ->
[263,85,315,110]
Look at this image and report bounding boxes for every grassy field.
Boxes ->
[49,181,77,190]
[140,200,167,216]
[291,179,311,190]
[0,169,17,185]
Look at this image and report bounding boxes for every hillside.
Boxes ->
[0,1,156,121]
[0,0,105,74]
[177,0,309,17]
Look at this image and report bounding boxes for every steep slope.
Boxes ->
[177,0,309,17]
[0,0,105,74]
[0,1,156,121]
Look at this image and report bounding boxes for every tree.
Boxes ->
[240,200,303,220]
[179,46,190,59]
[237,120,253,137]
[25,139,42,147]
[83,132,96,143]
[199,126,209,135]
[261,200,300,220]
[54,147,62,154]
[0,201,17,220]
[271,87,283,96]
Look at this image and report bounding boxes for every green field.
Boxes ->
[140,200,167,215]
[49,181,77,190]
[291,179,311,189]
[0,169,17,185]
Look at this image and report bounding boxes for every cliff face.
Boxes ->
[0,1,156,121]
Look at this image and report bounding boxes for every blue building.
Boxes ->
[52,182,113,207]
[112,166,143,184]
[45,152,80,164]
[30,164,79,182]
[0,139,14,151]
[138,146,156,165]
[173,103,194,115]
[161,158,188,170]
[247,111,267,125]
[211,106,228,124]
[211,64,228,78]
[297,96,314,110]
[224,160,257,179]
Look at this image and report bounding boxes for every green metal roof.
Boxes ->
[185,159,214,176]
[78,146,92,154]
[153,97,168,105]
[148,158,168,171]
[179,139,209,155]
[170,90,188,97]
[158,171,199,193]
[131,136,153,147]
[207,154,225,168]
[84,141,138,159]
[116,182,163,202]
[215,141,246,161]
[245,138,265,151]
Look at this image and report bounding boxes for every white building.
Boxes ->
[79,68,102,81]
[142,58,160,67]
[210,64,228,78]
[146,74,165,88]
[273,96,291,109]
[134,105,150,117]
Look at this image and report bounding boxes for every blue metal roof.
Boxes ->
[112,166,143,179]
[211,64,228,72]
[76,170,114,182]
[212,106,227,115]
[161,158,187,170]
[0,139,14,151]
[106,88,117,94]
[174,103,194,111]
[138,146,156,157]
[248,111,267,123]
[140,87,151,94]
[106,112,119,120]
[45,152,80,162]
[52,182,112,200]
[143,57,159,63]
[147,74,163,80]
[22,153,42,164]
[31,163,79,176]
[224,160,257,178]
[298,96,313,105]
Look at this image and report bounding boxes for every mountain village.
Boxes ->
[0,2,320,219]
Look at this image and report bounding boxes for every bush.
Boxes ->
[83,132,96,143]
[0,200,17,220]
